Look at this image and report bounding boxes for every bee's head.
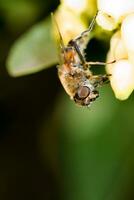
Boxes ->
[74,85,99,106]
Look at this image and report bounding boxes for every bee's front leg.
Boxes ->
[91,74,111,87]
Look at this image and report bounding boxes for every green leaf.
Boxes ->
[6,17,58,77]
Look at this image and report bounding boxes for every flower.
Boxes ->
[54,6,87,45]
[97,0,134,100]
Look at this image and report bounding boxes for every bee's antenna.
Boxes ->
[51,12,65,49]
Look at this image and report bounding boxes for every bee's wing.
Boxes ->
[73,12,98,56]
[51,13,65,64]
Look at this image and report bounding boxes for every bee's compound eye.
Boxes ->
[76,86,90,100]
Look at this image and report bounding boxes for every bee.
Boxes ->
[52,12,115,107]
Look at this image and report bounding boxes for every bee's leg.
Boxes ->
[91,74,111,87]
[68,39,91,70]
[68,12,98,69]
[69,39,86,65]
[74,11,98,43]
[87,60,116,67]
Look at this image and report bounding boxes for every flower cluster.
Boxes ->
[97,0,134,100]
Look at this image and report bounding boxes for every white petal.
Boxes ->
[107,59,134,100]
[61,0,97,16]
[110,31,128,60]
[121,13,134,65]
[97,0,134,22]
[96,11,116,30]
[61,0,88,13]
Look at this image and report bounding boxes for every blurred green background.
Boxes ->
[0,0,134,200]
